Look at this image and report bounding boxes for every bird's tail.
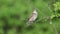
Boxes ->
[26,21,31,26]
[26,21,33,26]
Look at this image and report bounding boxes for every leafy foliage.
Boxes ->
[0,0,60,34]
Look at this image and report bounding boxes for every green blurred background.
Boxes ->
[0,0,60,34]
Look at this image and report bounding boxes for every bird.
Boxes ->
[26,9,38,26]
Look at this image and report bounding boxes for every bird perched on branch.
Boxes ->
[26,9,38,26]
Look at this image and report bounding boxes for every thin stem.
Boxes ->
[49,19,58,34]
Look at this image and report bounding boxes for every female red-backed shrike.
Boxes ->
[26,9,38,26]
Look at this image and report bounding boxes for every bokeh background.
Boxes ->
[0,0,60,34]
